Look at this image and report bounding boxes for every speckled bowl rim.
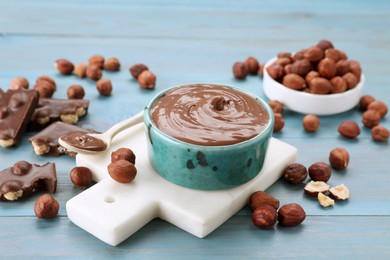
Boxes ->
[144,83,274,150]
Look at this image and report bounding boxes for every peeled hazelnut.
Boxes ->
[330,76,347,94]
[305,71,320,85]
[67,84,85,99]
[111,147,136,164]
[266,63,285,80]
[335,60,351,76]
[9,77,29,90]
[96,79,112,96]
[34,194,60,219]
[86,65,103,81]
[367,100,388,118]
[34,81,55,98]
[348,60,362,80]
[362,110,381,128]
[129,64,149,79]
[104,57,121,71]
[338,120,360,138]
[268,100,284,114]
[283,163,307,184]
[325,48,344,62]
[304,181,330,197]
[317,58,336,79]
[371,125,389,142]
[277,203,306,227]
[258,63,265,78]
[107,160,137,183]
[318,192,335,207]
[329,184,350,200]
[138,70,156,89]
[244,57,260,75]
[358,95,375,111]
[249,191,280,210]
[73,63,87,78]
[290,59,312,77]
[273,113,285,132]
[70,166,93,189]
[342,72,358,89]
[282,73,306,90]
[309,162,331,182]
[252,205,278,229]
[316,39,334,50]
[329,147,350,170]
[55,59,74,75]
[309,77,331,94]
[304,46,324,62]
[88,54,105,69]
[232,62,248,79]
[302,114,320,132]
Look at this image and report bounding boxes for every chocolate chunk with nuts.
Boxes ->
[0,161,57,201]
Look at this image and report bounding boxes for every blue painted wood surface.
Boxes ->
[0,0,389,258]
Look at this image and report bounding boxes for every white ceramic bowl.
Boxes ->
[263,57,365,115]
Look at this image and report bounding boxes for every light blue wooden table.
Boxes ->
[1,0,389,258]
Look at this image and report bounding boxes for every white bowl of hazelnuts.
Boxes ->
[263,40,365,115]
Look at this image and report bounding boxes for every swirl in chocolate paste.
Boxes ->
[151,84,269,146]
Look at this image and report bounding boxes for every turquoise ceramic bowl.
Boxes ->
[144,84,274,190]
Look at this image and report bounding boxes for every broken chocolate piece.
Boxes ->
[30,98,89,130]
[0,161,57,201]
[0,89,39,147]
[29,121,98,157]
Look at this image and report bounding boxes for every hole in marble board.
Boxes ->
[104,196,116,203]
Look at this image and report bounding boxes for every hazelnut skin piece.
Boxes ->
[283,163,308,184]
[252,205,278,229]
[34,194,60,219]
[111,147,136,164]
[308,162,331,182]
[329,147,350,170]
[70,166,93,189]
[278,203,306,227]
[302,114,320,132]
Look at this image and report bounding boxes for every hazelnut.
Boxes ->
[96,79,113,96]
[283,163,307,184]
[67,84,85,99]
[317,58,336,79]
[325,48,344,62]
[129,64,149,79]
[277,52,292,59]
[252,205,278,229]
[318,192,335,207]
[86,65,103,81]
[282,73,306,90]
[34,81,55,98]
[302,114,320,132]
[88,54,105,69]
[342,72,358,89]
[338,120,360,138]
[34,194,60,219]
[316,39,334,50]
[329,184,350,200]
[305,71,320,85]
[348,60,362,80]
[362,110,381,128]
[232,62,248,79]
[104,57,121,71]
[290,59,312,77]
[292,49,306,61]
[73,63,87,78]
[70,166,93,189]
[107,160,137,183]
[284,64,292,74]
[12,161,32,175]
[273,113,285,132]
[309,77,331,94]
[138,70,156,89]
[268,100,284,114]
[266,63,285,80]
[371,125,389,142]
[304,46,324,62]
[304,181,330,197]
[330,76,347,94]
[277,203,306,227]
[367,100,388,118]
[335,60,351,76]
[274,57,291,67]
[358,95,375,111]
[258,63,265,78]
[36,76,56,91]
[9,77,29,90]
[244,57,260,75]
[329,147,350,170]
[55,59,74,75]
[249,191,280,210]
[111,147,136,164]
[308,162,331,182]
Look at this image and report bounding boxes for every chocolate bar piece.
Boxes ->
[0,89,39,147]
[0,161,57,201]
[29,121,98,157]
[30,98,90,130]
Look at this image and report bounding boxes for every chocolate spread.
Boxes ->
[60,132,107,151]
[151,84,269,146]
